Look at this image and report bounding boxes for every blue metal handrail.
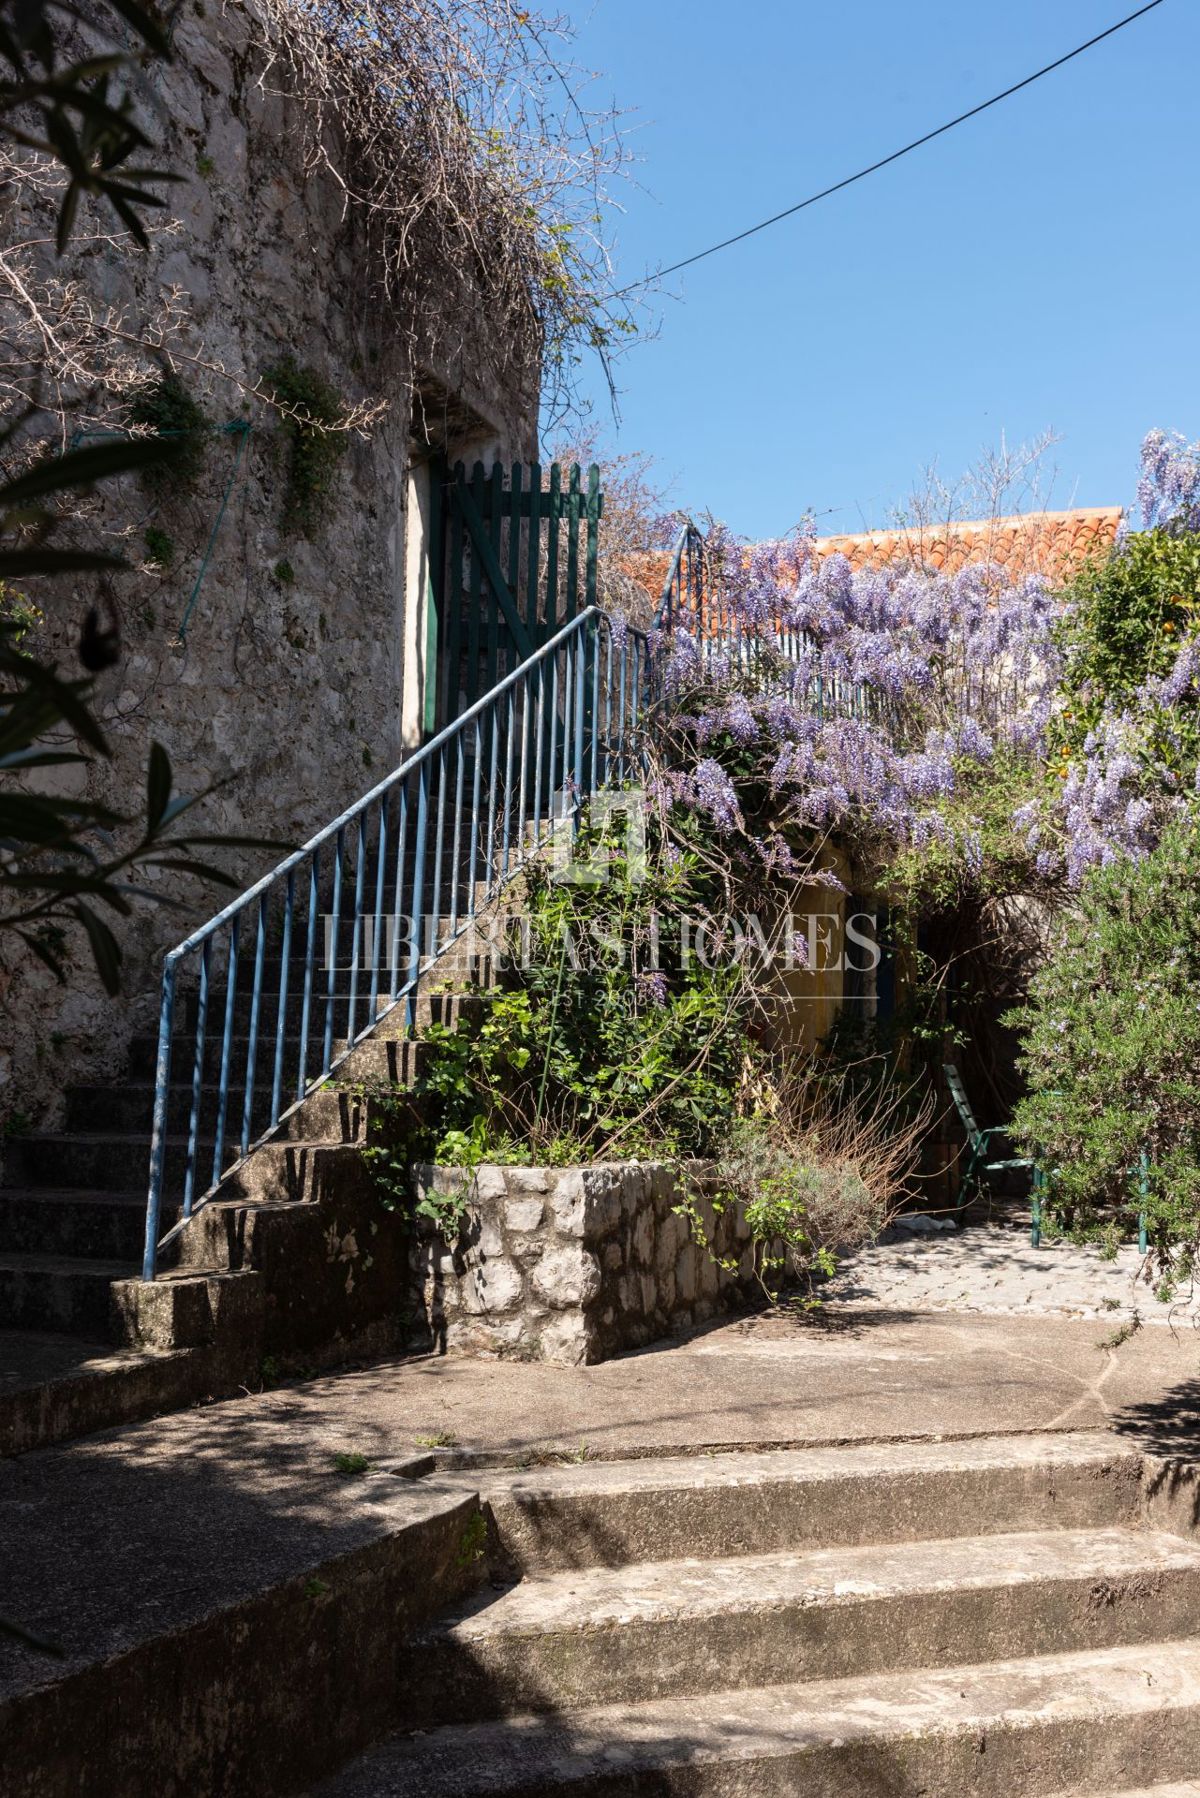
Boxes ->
[653,521,705,635]
[141,605,648,1279]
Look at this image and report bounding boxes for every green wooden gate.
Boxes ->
[428,459,603,733]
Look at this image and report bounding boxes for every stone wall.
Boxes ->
[410,1162,764,1366]
[1,0,538,1131]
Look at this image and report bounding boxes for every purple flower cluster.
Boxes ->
[658,460,1200,892]
[1137,429,1200,532]
[662,521,1059,864]
[674,757,743,835]
[1058,713,1161,885]
[636,969,669,1007]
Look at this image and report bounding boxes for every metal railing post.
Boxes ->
[142,959,177,1280]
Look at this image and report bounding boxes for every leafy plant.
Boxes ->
[143,526,175,569]
[1054,530,1200,745]
[880,743,1049,917]
[0,433,180,587]
[678,1060,926,1301]
[127,374,208,496]
[0,611,281,991]
[422,829,749,1162]
[331,1451,370,1477]
[0,0,180,250]
[455,1510,487,1568]
[358,812,756,1238]
[1007,808,1200,1279]
[265,358,348,535]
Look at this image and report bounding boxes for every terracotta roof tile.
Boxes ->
[812,507,1125,582]
[617,507,1125,607]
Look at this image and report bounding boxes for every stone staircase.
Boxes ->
[8,1422,1200,1794]
[311,1432,1200,1797]
[0,862,508,1450]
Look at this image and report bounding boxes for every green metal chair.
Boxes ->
[943,1064,1046,1246]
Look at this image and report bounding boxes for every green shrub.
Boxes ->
[360,811,754,1230]
[127,374,207,496]
[677,1059,924,1302]
[1007,809,1200,1275]
[265,358,347,536]
[421,842,747,1165]
[143,526,175,569]
[1055,529,1200,748]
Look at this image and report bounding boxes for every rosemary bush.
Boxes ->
[1007,809,1200,1284]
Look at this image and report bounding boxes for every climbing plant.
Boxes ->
[265,359,349,537]
[127,375,209,497]
[255,0,637,429]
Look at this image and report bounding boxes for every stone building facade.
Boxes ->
[2,1,539,1129]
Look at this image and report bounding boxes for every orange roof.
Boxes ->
[811,507,1124,582]
[615,549,674,606]
[618,506,1125,608]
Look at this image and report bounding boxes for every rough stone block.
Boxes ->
[504,1196,544,1233]
[549,1170,586,1239]
[632,1208,655,1268]
[531,1245,601,1310]
[476,1217,505,1260]
[617,1272,642,1316]
[539,1312,590,1366]
[461,1258,524,1316]
[505,1168,552,1194]
[472,1167,508,1203]
[585,1171,624,1236]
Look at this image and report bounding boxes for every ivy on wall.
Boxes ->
[265,358,348,537]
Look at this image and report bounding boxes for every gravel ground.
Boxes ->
[824,1217,1200,1327]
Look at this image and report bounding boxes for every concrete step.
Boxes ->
[63,1079,383,1144]
[179,977,486,1036]
[0,1250,133,1335]
[66,1081,282,1136]
[1082,1787,1200,1796]
[409,1526,1200,1724]
[0,1327,209,1455]
[69,1046,432,1144]
[0,1189,170,1261]
[6,1132,180,1192]
[0,1459,484,1798]
[481,1433,1143,1573]
[312,1637,1200,1796]
[4,1126,371,1200]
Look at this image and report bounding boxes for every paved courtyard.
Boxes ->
[824,1216,1200,1327]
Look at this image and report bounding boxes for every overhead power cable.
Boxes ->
[612,0,1167,297]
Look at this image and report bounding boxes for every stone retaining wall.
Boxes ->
[410,1162,763,1365]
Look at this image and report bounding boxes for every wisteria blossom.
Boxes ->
[658,429,1200,891]
[654,433,1200,892]
[1137,428,1200,532]
[656,519,1061,877]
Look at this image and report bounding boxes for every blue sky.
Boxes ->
[563,0,1198,540]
